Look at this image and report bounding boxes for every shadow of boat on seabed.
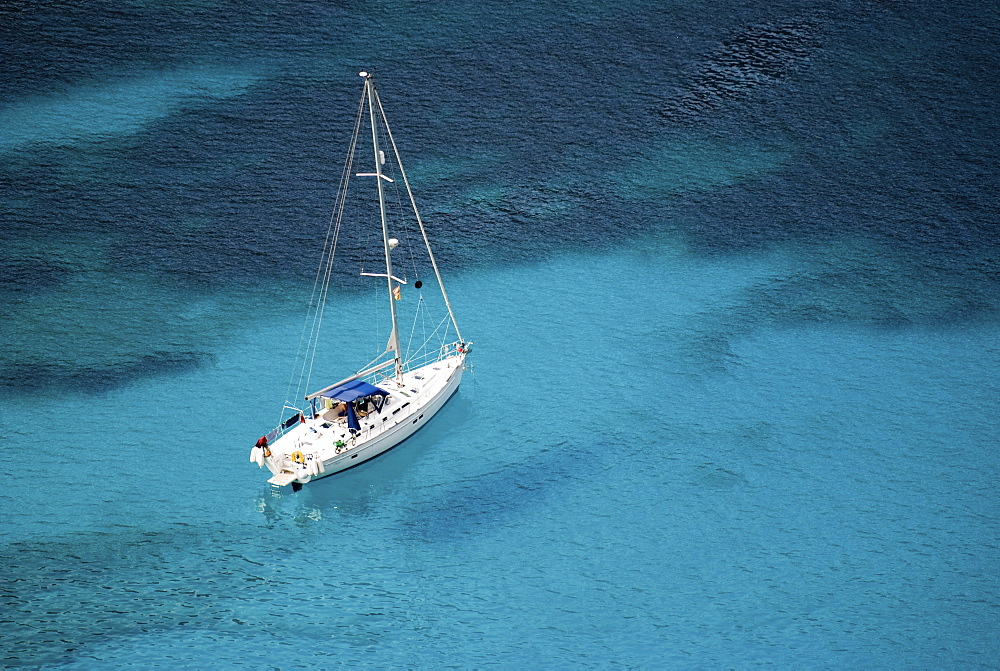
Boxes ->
[394,434,621,542]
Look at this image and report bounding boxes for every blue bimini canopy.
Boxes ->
[319,379,389,402]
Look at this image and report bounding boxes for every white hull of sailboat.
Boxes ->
[258,352,466,487]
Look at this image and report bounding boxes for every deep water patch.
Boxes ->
[0,350,213,396]
[668,18,823,118]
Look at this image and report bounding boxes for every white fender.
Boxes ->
[316,457,326,474]
[308,459,318,476]
[250,446,259,463]
[256,449,265,468]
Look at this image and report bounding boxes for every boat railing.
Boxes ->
[259,406,305,448]
[347,341,464,387]
[397,340,464,373]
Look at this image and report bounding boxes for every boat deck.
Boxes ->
[260,353,465,485]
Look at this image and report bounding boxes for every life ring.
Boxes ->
[291,451,305,464]
[335,446,343,455]
[263,447,272,458]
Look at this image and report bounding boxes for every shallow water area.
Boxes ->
[3,238,999,667]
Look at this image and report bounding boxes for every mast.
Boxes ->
[363,72,403,381]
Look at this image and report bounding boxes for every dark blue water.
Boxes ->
[1,0,998,666]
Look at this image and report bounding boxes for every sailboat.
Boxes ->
[250,71,471,490]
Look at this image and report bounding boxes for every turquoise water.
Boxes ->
[2,0,998,666]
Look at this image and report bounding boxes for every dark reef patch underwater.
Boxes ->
[0,0,997,666]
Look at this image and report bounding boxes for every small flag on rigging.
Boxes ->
[393,285,401,300]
